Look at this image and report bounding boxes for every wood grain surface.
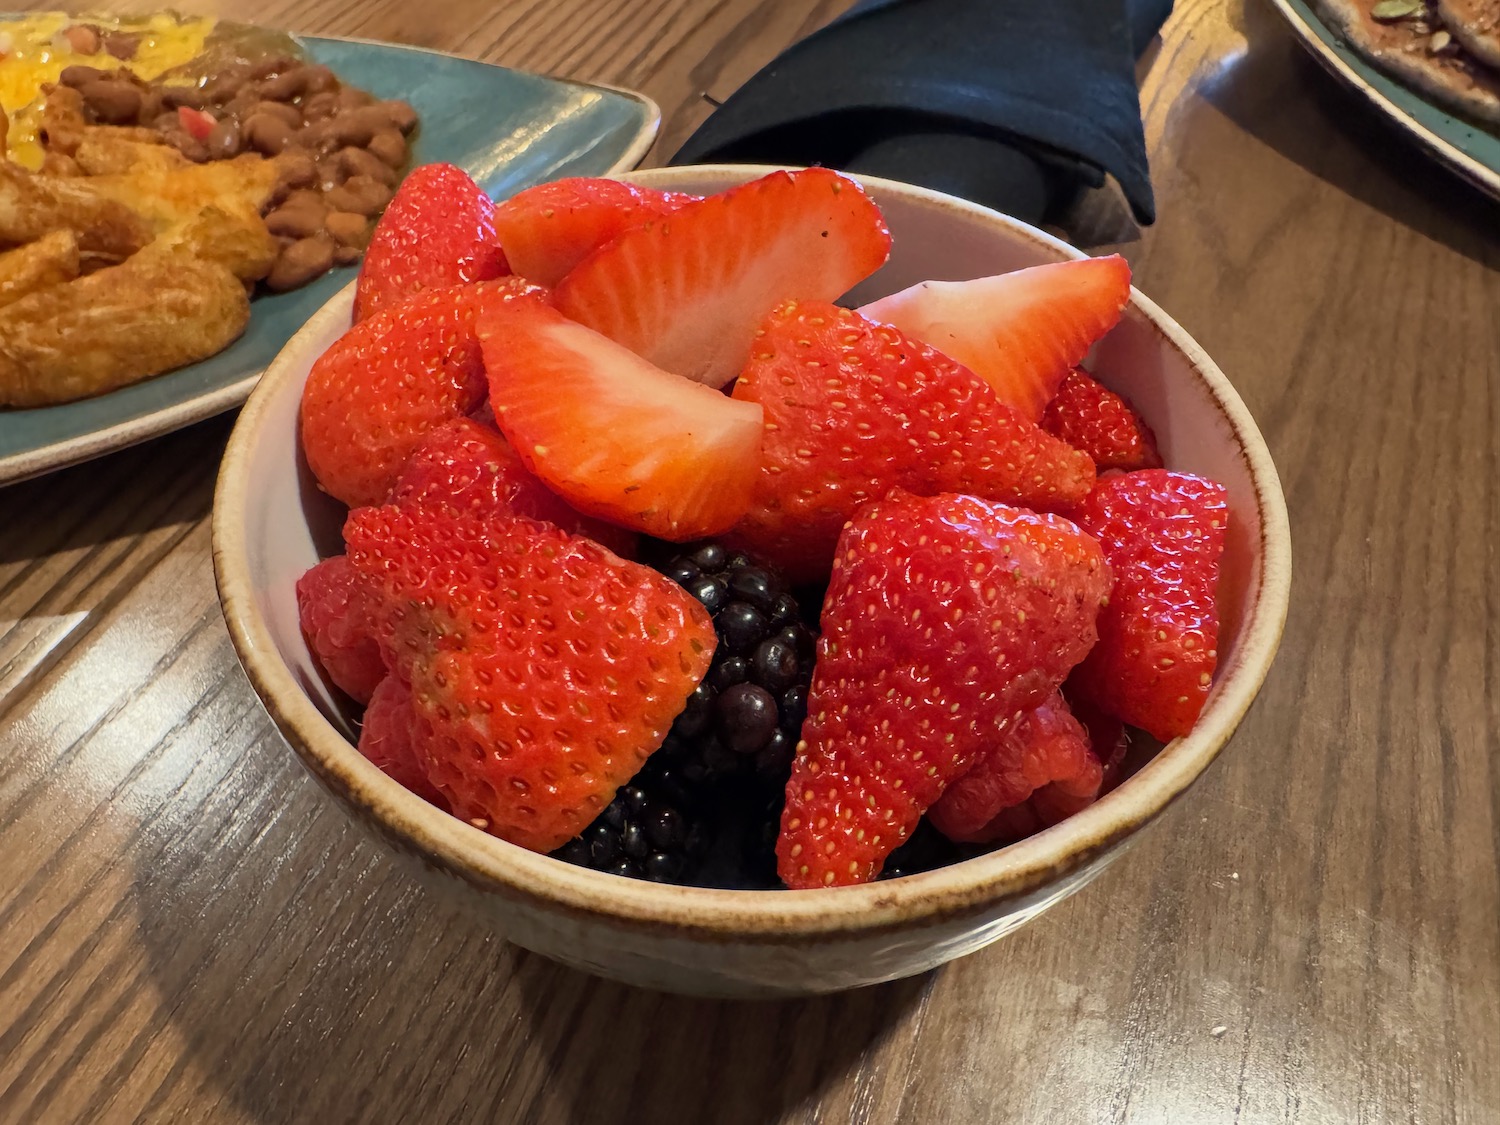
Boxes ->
[2,0,1498,1121]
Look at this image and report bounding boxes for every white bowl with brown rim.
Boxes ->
[212,165,1291,998]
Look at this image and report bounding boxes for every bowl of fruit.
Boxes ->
[213,162,1290,998]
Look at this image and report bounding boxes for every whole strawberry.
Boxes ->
[389,417,637,557]
[358,676,446,808]
[777,491,1111,888]
[354,163,510,322]
[301,277,543,508]
[729,301,1095,584]
[1041,368,1163,472]
[1068,469,1228,741]
[296,555,384,704]
[493,177,697,287]
[344,504,716,853]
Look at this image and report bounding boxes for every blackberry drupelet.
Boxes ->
[552,766,708,883]
[657,544,817,789]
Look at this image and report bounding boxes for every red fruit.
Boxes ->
[728,301,1096,584]
[296,555,384,705]
[301,277,544,508]
[1041,368,1163,472]
[927,692,1101,844]
[358,676,447,808]
[554,167,891,388]
[858,256,1132,421]
[389,417,637,557]
[777,491,1111,888]
[1069,469,1228,741]
[477,300,763,541]
[354,163,510,323]
[493,177,697,287]
[344,504,716,853]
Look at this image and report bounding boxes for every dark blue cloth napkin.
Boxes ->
[671,0,1171,230]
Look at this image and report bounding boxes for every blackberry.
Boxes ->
[657,544,817,790]
[552,765,708,884]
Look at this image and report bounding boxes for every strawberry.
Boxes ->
[344,504,717,853]
[553,167,891,388]
[358,675,446,808]
[354,163,510,323]
[1041,368,1163,472]
[296,555,384,705]
[300,277,544,508]
[777,491,1111,888]
[389,417,637,558]
[1068,470,1228,741]
[477,300,763,541]
[927,691,1102,844]
[493,177,697,287]
[858,256,1132,421]
[727,301,1096,584]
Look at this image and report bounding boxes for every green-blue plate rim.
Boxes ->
[1269,0,1500,200]
[0,28,660,485]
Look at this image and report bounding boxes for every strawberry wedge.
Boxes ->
[493,177,698,287]
[477,302,763,541]
[553,167,891,388]
[858,256,1132,421]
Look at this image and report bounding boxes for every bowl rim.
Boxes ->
[212,164,1292,942]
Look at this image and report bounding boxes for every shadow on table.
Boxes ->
[118,776,930,1125]
[0,413,234,566]
[508,956,930,1125]
[1206,0,1500,269]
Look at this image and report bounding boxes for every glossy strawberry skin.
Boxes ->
[776,491,1111,888]
[859,256,1132,421]
[388,417,638,558]
[728,301,1096,584]
[296,555,385,705]
[1068,470,1228,741]
[493,177,697,287]
[554,167,891,388]
[300,277,544,508]
[358,675,447,808]
[344,504,716,853]
[927,691,1101,844]
[354,163,510,322]
[1041,368,1163,472]
[478,300,763,542]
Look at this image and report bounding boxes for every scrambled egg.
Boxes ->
[0,12,217,166]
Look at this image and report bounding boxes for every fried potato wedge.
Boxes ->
[0,249,249,407]
[0,230,80,310]
[81,151,283,233]
[134,203,277,282]
[73,130,175,176]
[0,162,151,264]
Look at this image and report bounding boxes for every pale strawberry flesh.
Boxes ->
[858,256,1132,421]
[553,167,892,388]
[478,301,763,541]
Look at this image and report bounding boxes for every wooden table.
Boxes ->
[4,0,1498,1120]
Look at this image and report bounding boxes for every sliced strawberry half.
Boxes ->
[354,163,510,323]
[477,301,763,541]
[493,177,698,287]
[553,167,891,388]
[858,256,1132,421]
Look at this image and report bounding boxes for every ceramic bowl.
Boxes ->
[213,165,1291,998]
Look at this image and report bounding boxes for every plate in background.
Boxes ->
[1271,0,1500,200]
[0,32,659,485]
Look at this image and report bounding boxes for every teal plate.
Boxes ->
[0,34,658,485]
[1272,0,1500,198]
